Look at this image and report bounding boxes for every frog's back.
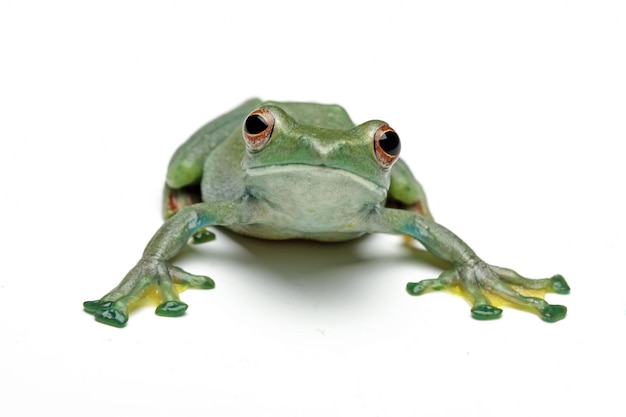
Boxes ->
[262,101,355,130]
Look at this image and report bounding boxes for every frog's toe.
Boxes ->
[94,306,129,328]
[539,304,567,323]
[549,275,570,294]
[492,266,570,294]
[83,300,111,315]
[156,300,189,317]
[84,299,131,327]
[406,281,430,295]
[170,265,215,289]
[471,304,503,320]
[192,229,216,244]
[406,269,456,296]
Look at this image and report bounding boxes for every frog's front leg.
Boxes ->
[377,209,570,322]
[83,202,249,327]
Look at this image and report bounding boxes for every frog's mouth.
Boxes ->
[245,164,388,206]
[246,164,385,190]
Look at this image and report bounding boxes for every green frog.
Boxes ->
[84,98,569,327]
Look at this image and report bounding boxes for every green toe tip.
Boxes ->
[540,304,567,323]
[471,305,503,320]
[156,301,188,317]
[95,308,128,328]
[83,300,112,314]
[406,282,425,296]
[192,229,216,244]
[200,278,216,290]
[551,275,570,294]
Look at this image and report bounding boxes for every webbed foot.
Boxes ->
[406,262,569,322]
[84,257,215,327]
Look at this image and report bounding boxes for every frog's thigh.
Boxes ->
[162,183,203,219]
[166,98,262,189]
[387,159,433,219]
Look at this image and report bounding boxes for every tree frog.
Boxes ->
[84,98,570,327]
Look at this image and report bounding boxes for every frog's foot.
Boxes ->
[83,257,215,327]
[406,262,569,322]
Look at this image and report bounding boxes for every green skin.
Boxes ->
[84,98,570,327]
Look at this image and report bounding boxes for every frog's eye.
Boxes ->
[243,108,275,151]
[373,124,401,168]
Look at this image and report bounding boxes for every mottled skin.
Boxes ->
[84,98,569,327]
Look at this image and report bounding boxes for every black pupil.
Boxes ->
[245,114,268,135]
[379,130,401,155]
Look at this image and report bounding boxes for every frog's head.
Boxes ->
[240,105,401,197]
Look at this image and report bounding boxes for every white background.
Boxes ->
[1,1,625,416]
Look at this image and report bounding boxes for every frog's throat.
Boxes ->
[240,164,388,240]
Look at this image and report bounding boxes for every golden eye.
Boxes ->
[242,107,275,151]
[374,124,401,168]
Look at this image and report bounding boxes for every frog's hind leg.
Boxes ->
[163,183,201,219]
[386,158,433,220]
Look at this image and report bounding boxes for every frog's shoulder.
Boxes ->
[261,100,355,130]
